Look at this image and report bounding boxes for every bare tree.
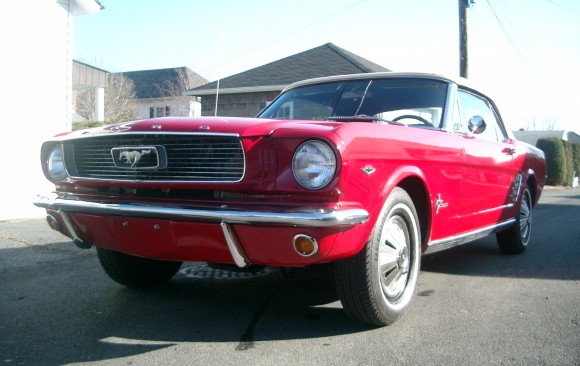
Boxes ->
[523,115,560,131]
[157,68,206,99]
[75,73,137,127]
[104,73,137,121]
[153,68,208,116]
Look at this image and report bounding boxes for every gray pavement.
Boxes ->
[1,188,579,365]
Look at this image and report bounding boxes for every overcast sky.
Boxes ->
[74,0,580,132]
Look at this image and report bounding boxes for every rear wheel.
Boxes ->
[96,248,182,288]
[496,187,533,254]
[335,187,421,326]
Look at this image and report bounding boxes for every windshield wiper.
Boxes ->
[325,115,406,126]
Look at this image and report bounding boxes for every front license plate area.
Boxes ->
[113,217,176,257]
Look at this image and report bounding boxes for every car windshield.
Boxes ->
[258,78,449,128]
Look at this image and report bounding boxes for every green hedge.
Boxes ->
[537,137,567,186]
[72,114,135,131]
[563,141,574,186]
[573,143,580,180]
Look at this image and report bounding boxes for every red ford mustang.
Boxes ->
[35,72,546,326]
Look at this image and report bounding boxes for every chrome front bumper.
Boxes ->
[34,194,369,268]
[33,194,369,227]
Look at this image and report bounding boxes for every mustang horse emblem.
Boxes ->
[119,149,151,167]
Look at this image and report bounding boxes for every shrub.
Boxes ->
[72,120,109,131]
[573,143,580,179]
[72,114,135,131]
[563,141,574,186]
[536,137,566,186]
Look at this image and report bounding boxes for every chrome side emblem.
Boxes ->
[509,173,523,202]
[111,146,167,169]
[362,165,376,176]
[435,194,448,214]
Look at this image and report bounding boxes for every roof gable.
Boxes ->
[189,43,389,95]
[119,67,208,99]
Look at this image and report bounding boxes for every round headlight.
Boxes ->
[47,144,67,181]
[292,141,336,190]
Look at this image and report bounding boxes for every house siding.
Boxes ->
[0,0,100,219]
[133,98,202,119]
[0,0,74,219]
[202,92,279,117]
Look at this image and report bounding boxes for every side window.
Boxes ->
[457,90,505,142]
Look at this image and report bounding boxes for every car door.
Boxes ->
[456,89,517,234]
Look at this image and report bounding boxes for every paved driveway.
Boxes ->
[1,188,579,365]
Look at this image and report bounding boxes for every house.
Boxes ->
[186,43,390,117]
[0,0,103,220]
[73,60,108,122]
[513,130,580,146]
[119,67,208,119]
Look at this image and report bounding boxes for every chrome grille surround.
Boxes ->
[66,133,245,182]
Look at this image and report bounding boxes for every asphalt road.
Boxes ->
[1,188,579,366]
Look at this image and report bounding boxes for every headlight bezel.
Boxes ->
[292,140,337,190]
[46,143,68,181]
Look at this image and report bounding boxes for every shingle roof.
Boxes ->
[188,43,389,95]
[513,130,580,146]
[513,130,566,146]
[119,67,208,99]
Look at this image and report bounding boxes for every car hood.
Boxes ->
[56,117,339,139]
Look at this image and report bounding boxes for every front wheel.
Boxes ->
[335,187,421,326]
[496,187,533,254]
[97,248,183,288]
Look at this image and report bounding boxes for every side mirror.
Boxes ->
[468,115,486,135]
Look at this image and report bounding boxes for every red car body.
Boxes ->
[35,72,546,325]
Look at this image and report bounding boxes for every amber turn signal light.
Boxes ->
[293,234,318,257]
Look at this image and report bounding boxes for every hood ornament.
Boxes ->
[105,124,132,132]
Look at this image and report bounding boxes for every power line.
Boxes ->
[542,0,580,16]
[484,0,534,69]
[196,0,367,77]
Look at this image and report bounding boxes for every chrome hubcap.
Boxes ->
[378,215,411,300]
[520,193,532,242]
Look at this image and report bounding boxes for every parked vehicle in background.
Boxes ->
[35,72,546,326]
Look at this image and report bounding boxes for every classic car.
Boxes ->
[34,72,546,326]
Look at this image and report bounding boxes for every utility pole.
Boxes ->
[459,0,474,78]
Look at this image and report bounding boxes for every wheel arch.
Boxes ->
[524,170,539,207]
[397,176,431,250]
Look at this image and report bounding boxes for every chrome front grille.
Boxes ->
[68,134,245,182]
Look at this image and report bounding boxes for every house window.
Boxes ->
[150,106,171,118]
[276,102,293,119]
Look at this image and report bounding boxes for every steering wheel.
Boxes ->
[392,114,434,128]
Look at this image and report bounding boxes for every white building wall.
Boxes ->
[0,1,99,220]
[133,98,202,119]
